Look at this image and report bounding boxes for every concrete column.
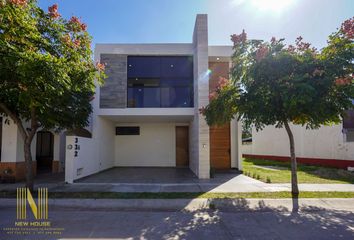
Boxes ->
[190,14,210,179]
[52,133,61,173]
[65,136,75,183]
[237,119,243,170]
[231,118,243,170]
[231,119,237,168]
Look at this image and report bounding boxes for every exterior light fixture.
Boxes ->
[216,57,220,61]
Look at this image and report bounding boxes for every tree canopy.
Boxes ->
[0,0,106,190]
[0,0,105,133]
[202,18,354,130]
[201,17,353,212]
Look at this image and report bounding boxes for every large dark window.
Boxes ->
[127,56,193,108]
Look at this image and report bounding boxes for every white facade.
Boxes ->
[115,123,176,167]
[1,117,36,163]
[243,123,354,164]
[64,14,243,183]
[0,116,63,181]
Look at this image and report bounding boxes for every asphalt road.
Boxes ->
[1,207,353,240]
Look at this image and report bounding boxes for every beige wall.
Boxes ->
[249,123,354,161]
[115,123,176,167]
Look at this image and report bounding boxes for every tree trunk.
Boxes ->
[0,103,38,191]
[284,121,299,213]
[24,138,34,191]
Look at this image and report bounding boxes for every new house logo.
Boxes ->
[16,188,48,220]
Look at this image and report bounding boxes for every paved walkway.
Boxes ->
[1,173,354,193]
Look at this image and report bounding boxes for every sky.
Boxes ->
[38,0,354,49]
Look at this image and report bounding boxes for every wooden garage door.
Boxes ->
[210,124,231,169]
[176,126,189,167]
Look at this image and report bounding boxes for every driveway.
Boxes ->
[1,167,354,193]
[75,167,199,184]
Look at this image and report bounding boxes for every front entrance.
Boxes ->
[36,131,54,174]
[210,123,231,169]
[176,126,189,167]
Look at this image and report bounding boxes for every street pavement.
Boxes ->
[0,206,353,240]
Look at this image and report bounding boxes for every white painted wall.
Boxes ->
[94,43,194,62]
[65,136,98,183]
[1,117,18,162]
[1,117,36,163]
[249,124,354,161]
[115,123,176,167]
[241,143,252,155]
[65,136,75,183]
[95,117,115,170]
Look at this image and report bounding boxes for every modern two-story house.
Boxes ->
[64,14,242,183]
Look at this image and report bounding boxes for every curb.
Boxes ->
[1,198,353,212]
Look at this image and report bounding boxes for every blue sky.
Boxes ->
[39,0,353,49]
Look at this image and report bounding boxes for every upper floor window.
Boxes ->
[127,56,193,108]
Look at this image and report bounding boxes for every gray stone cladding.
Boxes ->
[100,54,127,108]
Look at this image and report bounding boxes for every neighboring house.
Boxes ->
[242,110,354,169]
[65,14,243,183]
[0,116,65,182]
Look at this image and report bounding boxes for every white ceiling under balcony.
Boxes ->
[99,108,194,123]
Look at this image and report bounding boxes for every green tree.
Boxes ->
[0,0,105,190]
[201,19,354,212]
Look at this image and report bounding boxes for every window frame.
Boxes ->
[127,56,194,108]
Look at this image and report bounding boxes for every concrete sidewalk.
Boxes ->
[1,175,354,193]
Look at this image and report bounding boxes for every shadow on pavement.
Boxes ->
[134,199,354,240]
[1,198,352,240]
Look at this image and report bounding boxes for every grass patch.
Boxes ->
[0,191,354,199]
[243,158,354,184]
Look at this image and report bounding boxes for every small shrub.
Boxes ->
[266,177,271,183]
[256,174,260,180]
[252,173,257,179]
